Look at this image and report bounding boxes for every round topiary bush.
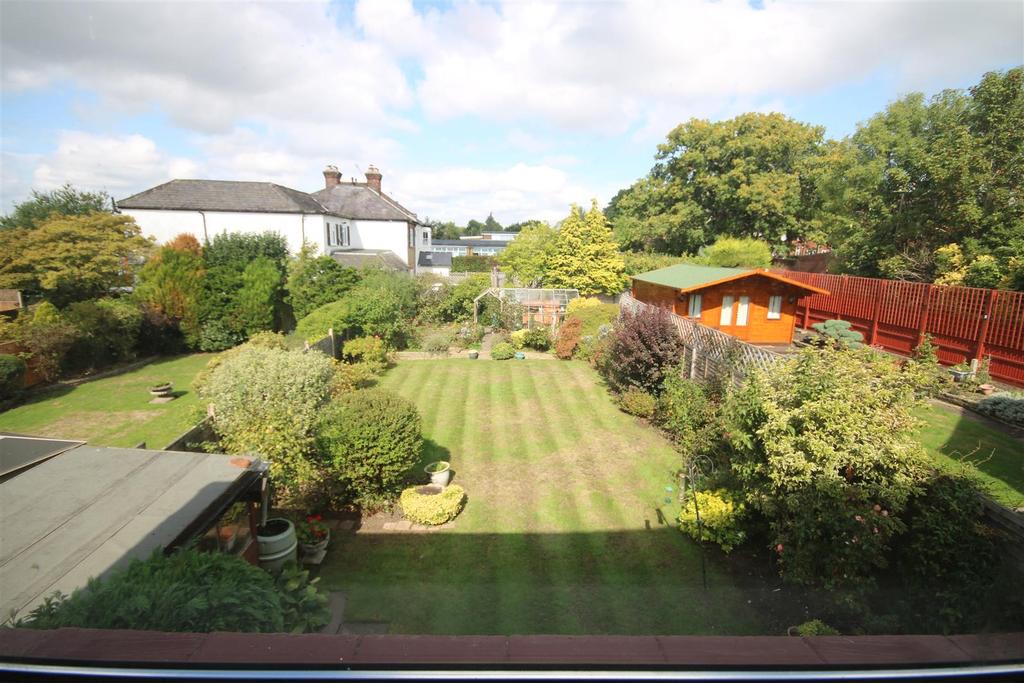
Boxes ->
[490,342,515,360]
[0,353,27,400]
[400,484,466,525]
[315,388,423,508]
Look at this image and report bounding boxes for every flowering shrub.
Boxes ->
[678,489,746,553]
[522,327,551,350]
[400,484,466,525]
[509,329,529,349]
[597,306,685,394]
[617,387,657,418]
[342,336,388,369]
[296,514,329,545]
[657,375,720,456]
[723,346,929,589]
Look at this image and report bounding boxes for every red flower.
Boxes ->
[775,543,784,554]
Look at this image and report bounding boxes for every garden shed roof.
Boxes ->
[0,438,263,620]
[632,264,829,295]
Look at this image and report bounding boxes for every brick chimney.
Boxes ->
[365,164,382,194]
[323,165,341,188]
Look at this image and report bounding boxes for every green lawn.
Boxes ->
[318,360,765,635]
[0,354,211,449]
[913,403,1024,509]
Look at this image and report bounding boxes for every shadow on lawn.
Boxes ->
[936,409,1024,508]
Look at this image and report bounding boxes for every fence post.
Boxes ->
[869,280,885,346]
[690,347,698,380]
[916,284,934,349]
[328,327,336,359]
[835,275,848,320]
[974,289,997,362]
[801,297,811,329]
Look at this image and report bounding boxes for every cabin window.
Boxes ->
[736,296,749,326]
[720,295,734,326]
[687,294,702,318]
[767,295,783,320]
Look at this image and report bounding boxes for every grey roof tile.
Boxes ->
[418,251,452,267]
[117,179,326,214]
[311,184,418,222]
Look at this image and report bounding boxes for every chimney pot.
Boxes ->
[365,164,382,194]
[323,165,341,189]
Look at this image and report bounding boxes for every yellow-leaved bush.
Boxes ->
[399,484,466,526]
[678,489,746,553]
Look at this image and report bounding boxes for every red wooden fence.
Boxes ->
[775,270,1024,388]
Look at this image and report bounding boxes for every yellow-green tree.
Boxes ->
[0,213,152,306]
[547,201,627,296]
[496,220,556,287]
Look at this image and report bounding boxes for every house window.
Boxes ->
[767,295,783,320]
[345,225,351,246]
[736,296,749,326]
[687,294,702,318]
[720,295,734,326]
[422,231,429,243]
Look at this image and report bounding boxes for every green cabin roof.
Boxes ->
[632,264,753,290]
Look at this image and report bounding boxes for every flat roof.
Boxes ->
[0,440,260,619]
[632,264,830,295]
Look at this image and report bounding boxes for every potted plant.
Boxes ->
[950,362,973,382]
[149,382,173,397]
[425,460,451,487]
[514,351,526,360]
[468,350,479,359]
[978,383,996,396]
[296,514,330,555]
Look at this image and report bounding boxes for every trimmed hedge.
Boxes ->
[400,484,466,525]
[315,388,423,508]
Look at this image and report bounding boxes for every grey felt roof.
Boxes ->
[0,440,260,618]
[117,179,327,214]
[418,251,453,267]
[330,249,408,272]
[312,184,418,222]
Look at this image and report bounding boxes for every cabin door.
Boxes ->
[717,292,751,341]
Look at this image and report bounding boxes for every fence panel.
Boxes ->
[304,328,339,360]
[620,293,782,384]
[776,269,1024,387]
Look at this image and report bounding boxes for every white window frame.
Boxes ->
[767,295,783,320]
[736,295,749,327]
[720,295,734,326]
[687,293,702,318]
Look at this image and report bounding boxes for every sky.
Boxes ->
[1,0,1021,225]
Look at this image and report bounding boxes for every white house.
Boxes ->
[116,165,431,273]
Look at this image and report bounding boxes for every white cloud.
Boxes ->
[31,131,198,197]
[392,163,603,225]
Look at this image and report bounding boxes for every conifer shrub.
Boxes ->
[555,317,583,359]
[617,387,657,418]
[490,342,516,360]
[400,484,466,525]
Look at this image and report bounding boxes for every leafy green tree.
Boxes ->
[426,219,462,240]
[697,237,773,268]
[496,221,557,286]
[620,251,687,276]
[547,201,627,295]
[608,113,829,254]
[0,213,151,306]
[1,184,111,230]
[286,247,360,320]
[134,247,205,346]
[825,68,1023,286]
[465,219,486,236]
[199,232,289,336]
[237,257,284,335]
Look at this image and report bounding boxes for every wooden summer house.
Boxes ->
[631,265,829,345]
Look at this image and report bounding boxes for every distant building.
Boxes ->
[431,239,508,258]
[459,232,517,242]
[117,165,431,273]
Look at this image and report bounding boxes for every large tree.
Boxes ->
[547,201,627,296]
[134,246,205,346]
[608,112,830,255]
[496,221,557,287]
[1,184,112,231]
[0,213,151,306]
[824,67,1023,286]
